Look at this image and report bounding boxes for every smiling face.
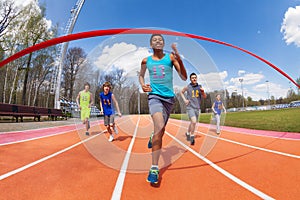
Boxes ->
[103,85,110,93]
[190,74,197,85]
[150,34,165,50]
[102,82,111,94]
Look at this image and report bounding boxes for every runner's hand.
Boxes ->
[184,100,189,106]
[171,43,179,54]
[142,84,152,92]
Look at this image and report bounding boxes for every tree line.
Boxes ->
[0,1,299,113]
[0,1,89,108]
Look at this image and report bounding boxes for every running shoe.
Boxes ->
[86,132,90,136]
[148,132,154,149]
[185,132,190,141]
[108,135,114,142]
[190,135,195,145]
[146,167,159,184]
[114,126,118,134]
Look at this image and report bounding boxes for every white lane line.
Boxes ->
[165,131,275,200]
[169,121,300,159]
[0,123,75,134]
[0,130,75,146]
[0,117,132,179]
[0,119,105,146]
[197,130,300,159]
[1,115,130,147]
[111,116,140,200]
[0,131,104,181]
[168,118,300,141]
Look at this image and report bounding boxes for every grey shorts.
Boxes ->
[104,115,114,126]
[187,107,200,120]
[148,94,175,125]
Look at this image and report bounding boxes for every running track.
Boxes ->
[0,115,299,200]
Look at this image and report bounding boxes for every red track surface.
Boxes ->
[1,115,299,200]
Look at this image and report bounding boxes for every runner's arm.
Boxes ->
[171,43,187,81]
[180,86,189,105]
[211,102,216,114]
[99,97,103,114]
[112,94,122,117]
[89,93,94,108]
[200,85,207,99]
[76,92,81,109]
[222,103,227,113]
[139,58,152,92]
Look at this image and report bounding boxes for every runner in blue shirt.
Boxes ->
[212,94,226,134]
[99,82,122,142]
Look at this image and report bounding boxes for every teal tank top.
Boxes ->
[146,53,174,98]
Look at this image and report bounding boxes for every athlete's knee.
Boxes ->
[190,120,197,126]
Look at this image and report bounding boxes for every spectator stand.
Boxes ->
[59,98,102,118]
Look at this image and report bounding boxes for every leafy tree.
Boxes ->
[0,1,57,106]
[296,77,300,95]
[19,3,55,105]
[0,0,17,37]
[62,47,86,101]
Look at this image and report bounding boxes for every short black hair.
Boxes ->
[150,34,164,44]
[190,73,197,79]
[84,82,90,88]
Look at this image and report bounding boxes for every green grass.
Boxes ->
[170,108,300,133]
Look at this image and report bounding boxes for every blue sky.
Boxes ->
[35,0,300,100]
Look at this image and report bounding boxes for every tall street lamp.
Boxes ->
[136,71,140,115]
[266,80,270,108]
[239,78,245,111]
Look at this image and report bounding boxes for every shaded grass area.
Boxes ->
[171,108,300,133]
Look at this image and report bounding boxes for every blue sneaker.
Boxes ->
[148,132,154,149]
[146,167,159,184]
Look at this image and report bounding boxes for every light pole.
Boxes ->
[266,80,270,108]
[233,89,237,108]
[136,71,140,115]
[53,0,85,109]
[239,78,244,110]
[245,92,248,108]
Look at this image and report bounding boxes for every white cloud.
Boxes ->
[172,71,228,95]
[238,70,245,76]
[197,71,228,91]
[45,19,52,30]
[281,6,300,47]
[14,0,35,7]
[253,82,288,100]
[225,71,268,100]
[93,42,151,77]
[225,70,289,101]
[230,72,264,86]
